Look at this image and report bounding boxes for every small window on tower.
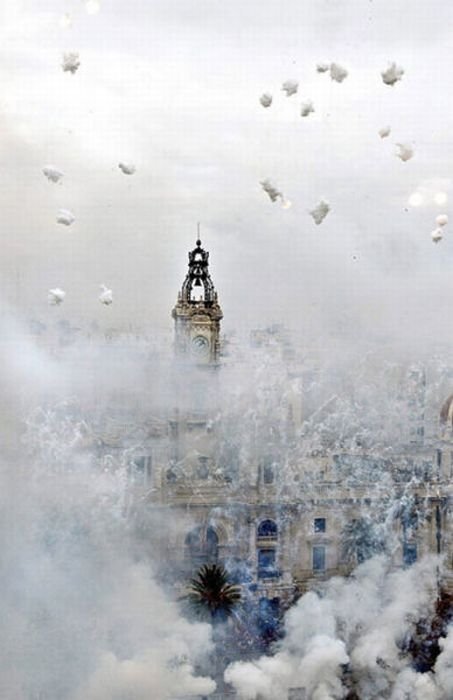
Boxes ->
[314,517,326,533]
[263,464,275,484]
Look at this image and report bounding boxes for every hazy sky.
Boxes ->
[2,0,453,351]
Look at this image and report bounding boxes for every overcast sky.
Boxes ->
[2,0,453,353]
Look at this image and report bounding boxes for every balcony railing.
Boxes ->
[257,567,282,580]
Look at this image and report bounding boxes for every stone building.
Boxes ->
[122,239,453,620]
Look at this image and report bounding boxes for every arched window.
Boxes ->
[185,526,219,567]
[257,519,278,538]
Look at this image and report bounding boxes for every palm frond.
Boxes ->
[184,563,241,622]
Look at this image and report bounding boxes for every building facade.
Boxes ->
[126,240,453,615]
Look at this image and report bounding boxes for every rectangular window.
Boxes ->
[263,464,275,484]
[403,542,417,566]
[314,517,326,533]
[258,548,277,578]
[129,456,152,485]
[312,545,326,572]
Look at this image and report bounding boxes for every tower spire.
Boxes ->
[179,236,216,306]
[172,236,223,366]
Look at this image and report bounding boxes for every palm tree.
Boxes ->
[184,563,241,623]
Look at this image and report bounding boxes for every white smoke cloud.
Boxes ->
[281,80,299,96]
[62,52,81,74]
[43,165,64,183]
[48,287,66,305]
[431,228,443,243]
[379,126,391,139]
[329,62,348,83]
[225,556,442,700]
[99,283,113,305]
[0,321,216,700]
[300,100,314,117]
[56,208,75,226]
[118,162,136,175]
[259,93,273,108]
[436,214,448,227]
[395,143,414,162]
[310,199,330,224]
[381,62,405,86]
[260,179,283,203]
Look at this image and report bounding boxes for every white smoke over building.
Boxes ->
[225,556,445,699]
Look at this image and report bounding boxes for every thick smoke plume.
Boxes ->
[0,320,216,700]
[225,556,453,699]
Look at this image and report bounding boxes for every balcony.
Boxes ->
[257,567,282,580]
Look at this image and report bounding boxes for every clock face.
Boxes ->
[191,334,210,356]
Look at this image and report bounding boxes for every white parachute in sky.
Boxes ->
[316,63,329,73]
[259,93,273,108]
[62,52,80,74]
[56,208,75,226]
[300,100,315,117]
[260,179,283,203]
[436,214,448,227]
[329,63,348,83]
[48,288,66,305]
[281,80,298,97]
[310,199,330,225]
[99,284,113,305]
[381,62,404,86]
[118,162,136,175]
[378,126,391,139]
[395,143,414,162]
[42,165,64,183]
[431,228,443,244]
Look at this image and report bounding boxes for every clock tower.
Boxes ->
[172,238,223,368]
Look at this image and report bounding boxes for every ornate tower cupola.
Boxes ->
[172,238,223,366]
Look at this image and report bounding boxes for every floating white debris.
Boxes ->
[408,192,423,207]
[281,198,292,210]
[259,93,273,108]
[378,126,391,139]
[56,208,75,226]
[42,165,64,183]
[260,179,282,203]
[436,214,448,227]
[99,284,113,305]
[59,13,72,29]
[316,63,329,73]
[381,62,404,86]
[281,80,298,97]
[310,199,330,225]
[435,192,448,205]
[85,0,100,14]
[118,162,136,175]
[300,100,315,117]
[395,143,414,162]
[431,228,443,244]
[329,63,348,83]
[48,288,66,305]
[62,52,80,74]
